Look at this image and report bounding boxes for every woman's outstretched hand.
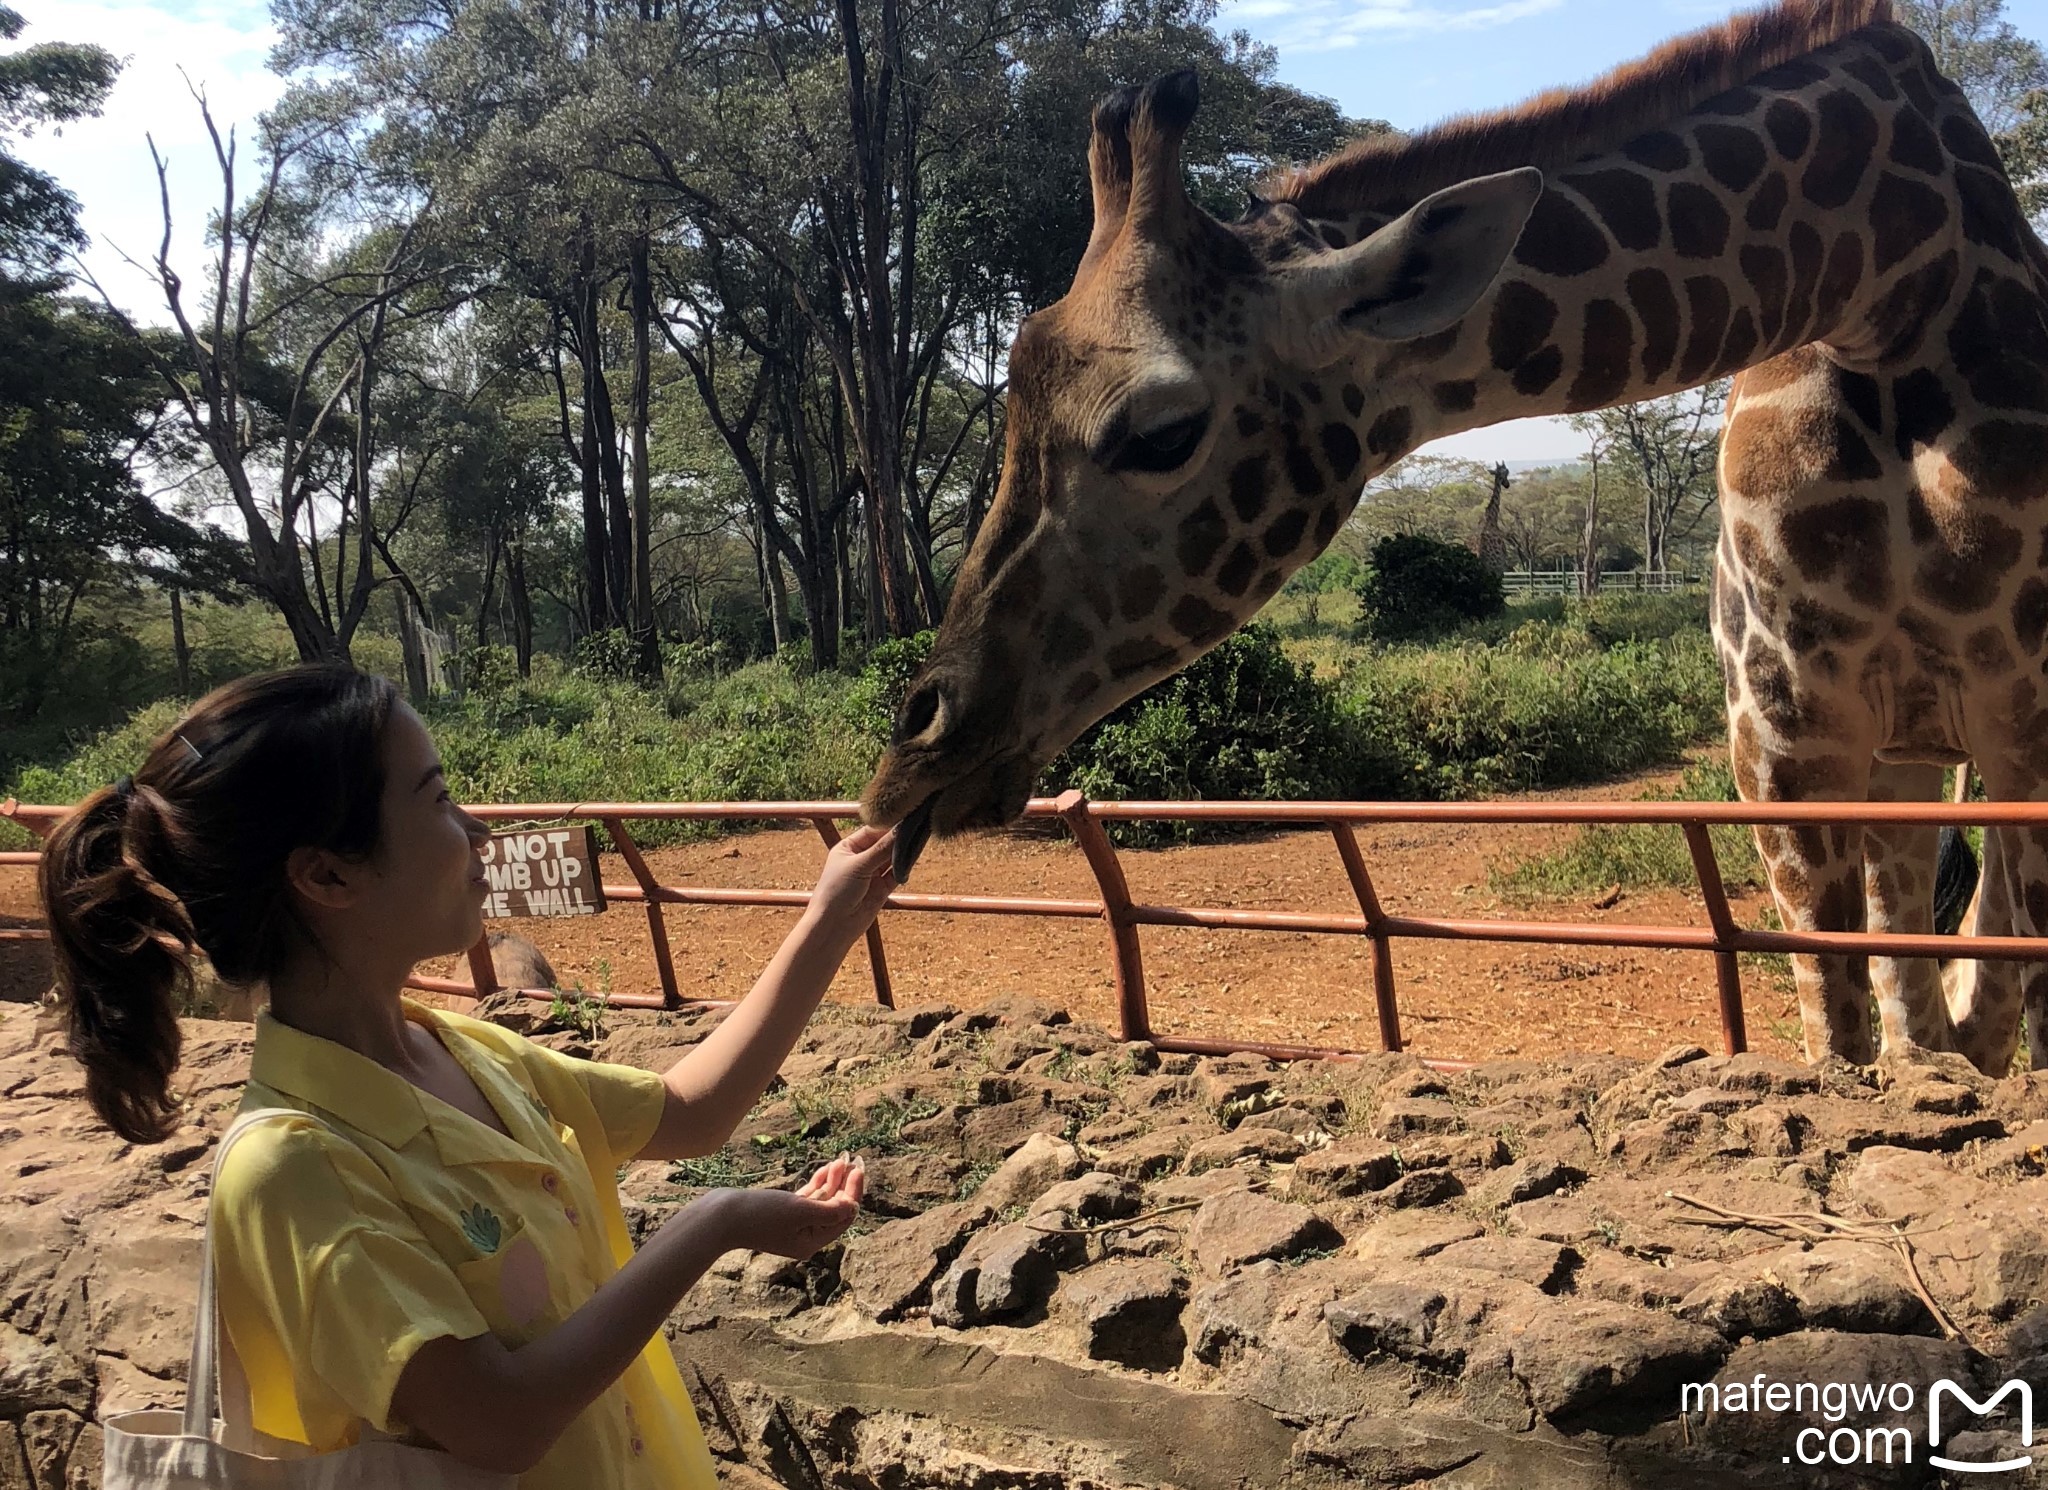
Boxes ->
[703,1154,865,1261]
[807,824,899,938]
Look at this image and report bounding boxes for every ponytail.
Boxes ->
[40,781,195,1143]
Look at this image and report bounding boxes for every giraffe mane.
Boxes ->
[1273,0,1896,219]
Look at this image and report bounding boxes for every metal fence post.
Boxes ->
[602,816,684,1010]
[465,938,500,1000]
[1682,823,1749,1056]
[1328,821,1403,1053]
[1055,790,1151,1042]
[811,816,895,1008]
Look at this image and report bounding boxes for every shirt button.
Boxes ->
[563,1205,580,1227]
[541,1172,558,1193]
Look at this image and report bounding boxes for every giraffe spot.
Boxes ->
[1562,169,1660,251]
[1253,569,1285,601]
[1041,612,1094,668]
[1956,164,2027,259]
[1513,346,1565,397]
[2015,579,2048,655]
[1365,408,1412,458]
[1745,640,1802,733]
[1802,90,1879,209]
[1844,54,1899,102]
[1839,370,1882,433]
[1912,513,2021,613]
[1488,280,1559,371]
[1757,56,1829,88]
[1433,380,1478,414]
[1216,543,1259,598]
[1698,124,1767,191]
[2029,884,2048,935]
[1700,85,1761,116]
[1319,224,1348,249]
[1678,276,1732,384]
[1313,503,1342,546]
[1941,114,2005,171]
[1949,270,2048,415]
[1732,518,1784,598]
[1623,130,1690,171]
[1741,245,1789,347]
[1003,551,1045,611]
[1897,53,1940,113]
[1867,26,1914,63]
[1282,427,1325,498]
[1176,499,1229,576]
[1867,250,1959,363]
[1964,627,2017,674]
[1720,308,1759,375]
[1716,575,1748,649]
[1320,423,1361,479]
[1814,231,1866,333]
[1891,368,1955,458]
[1889,108,1944,174]
[1118,564,1167,622]
[1765,99,1813,160]
[1952,420,2048,507]
[1627,270,1681,382]
[1898,608,1952,658]
[1299,380,1324,405]
[1263,509,1308,559]
[1514,190,1609,278]
[1668,182,1731,259]
[1342,384,1364,417]
[1228,456,1270,524]
[1169,595,1233,644]
[1065,671,1102,707]
[1781,497,1892,609]
[1771,754,1852,798]
[1566,299,1634,412]
[1106,637,1176,680]
[1785,597,1870,653]
[1870,173,1949,274]
[1235,408,1265,438]
[1825,417,1883,483]
[1746,170,1790,232]
[1784,221,1823,345]
[1738,347,1818,397]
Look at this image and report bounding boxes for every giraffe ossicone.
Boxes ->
[863,0,2048,1075]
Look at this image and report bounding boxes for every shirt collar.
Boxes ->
[248,1000,550,1170]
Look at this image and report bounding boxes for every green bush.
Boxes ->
[1356,533,1506,643]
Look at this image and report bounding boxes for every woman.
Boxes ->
[39,664,899,1485]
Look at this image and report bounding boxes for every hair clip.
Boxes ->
[177,733,204,763]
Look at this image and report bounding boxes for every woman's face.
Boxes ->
[360,704,492,962]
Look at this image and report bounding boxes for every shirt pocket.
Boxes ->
[453,1215,559,1343]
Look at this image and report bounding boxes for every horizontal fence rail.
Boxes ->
[8,793,2048,1065]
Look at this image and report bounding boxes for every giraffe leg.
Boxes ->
[1946,825,2027,1073]
[1861,761,1953,1055]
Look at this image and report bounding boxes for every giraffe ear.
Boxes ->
[1269,167,1544,366]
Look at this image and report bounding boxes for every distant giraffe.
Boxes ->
[863,0,2048,1072]
[1475,462,1513,571]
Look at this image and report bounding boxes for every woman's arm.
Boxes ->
[637,826,897,1162]
[389,1159,863,1474]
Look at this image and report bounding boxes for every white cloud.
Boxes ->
[11,0,284,320]
[1218,0,1564,51]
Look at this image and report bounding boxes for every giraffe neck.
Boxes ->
[1289,21,2029,462]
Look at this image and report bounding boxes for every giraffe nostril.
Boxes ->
[894,683,949,748]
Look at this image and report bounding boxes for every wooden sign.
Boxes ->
[480,827,607,918]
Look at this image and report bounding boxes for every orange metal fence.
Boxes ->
[8,793,2048,1064]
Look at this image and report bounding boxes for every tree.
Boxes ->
[1578,380,1726,576]
[1900,0,2048,216]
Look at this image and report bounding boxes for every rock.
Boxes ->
[973,1132,1084,1212]
[1373,1097,1461,1139]
[1770,1240,1939,1335]
[1188,1193,1340,1275]
[1187,1265,1288,1367]
[1712,1053,1819,1096]
[1445,1134,1512,1170]
[1181,1126,1304,1174]
[1975,1229,2048,1320]
[1654,1043,1710,1069]
[1029,1171,1140,1224]
[1729,1104,1807,1157]
[839,1200,992,1320]
[1433,1236,1579,1294]
[858,1151,966,1217]
[0,1329,89,1416]
[19,1408,78,1490]
[1063,1259,1189,1370]
[1900,1078,1979,1115]
[959,1095,1057,1162]
[1383,1168,1464,1208]
[1675,1275,1802,1340]
[1196,1056,1276,1110]
[929,1222,1070,1327]
[1576,1250,1716,1310]
[1326,1283,1458,1371]
[1509,1302,1728,1421]
[1350,1211,1484,1266]
[1472,1156,1585,1210]
[1691,1331,1974,1466]
[1098,1123,1207,1180]
[1291,1138,1401,1198]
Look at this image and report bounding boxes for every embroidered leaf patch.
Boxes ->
[459,1203,504,1255]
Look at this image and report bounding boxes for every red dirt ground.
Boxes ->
[0,765,1806,1062]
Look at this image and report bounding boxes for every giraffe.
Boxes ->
[860,0,2048,1073]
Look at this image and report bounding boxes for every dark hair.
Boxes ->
[39,665,401,1143]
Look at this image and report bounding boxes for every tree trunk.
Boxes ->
[476,532,501,650]
[1581,452,1602,598]
[396,586,430,705]
[628,231,660,676]
[169,587,191,695]
[509,538,535,677]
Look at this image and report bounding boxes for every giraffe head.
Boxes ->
[864,70,1542,873]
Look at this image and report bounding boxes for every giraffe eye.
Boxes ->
[1114,412,1210,474]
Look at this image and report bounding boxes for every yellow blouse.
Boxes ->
[211,1000,718,1489]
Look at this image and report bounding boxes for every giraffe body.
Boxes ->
[862,0,2048,1071]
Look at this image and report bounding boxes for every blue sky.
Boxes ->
[13,0,2048,460]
